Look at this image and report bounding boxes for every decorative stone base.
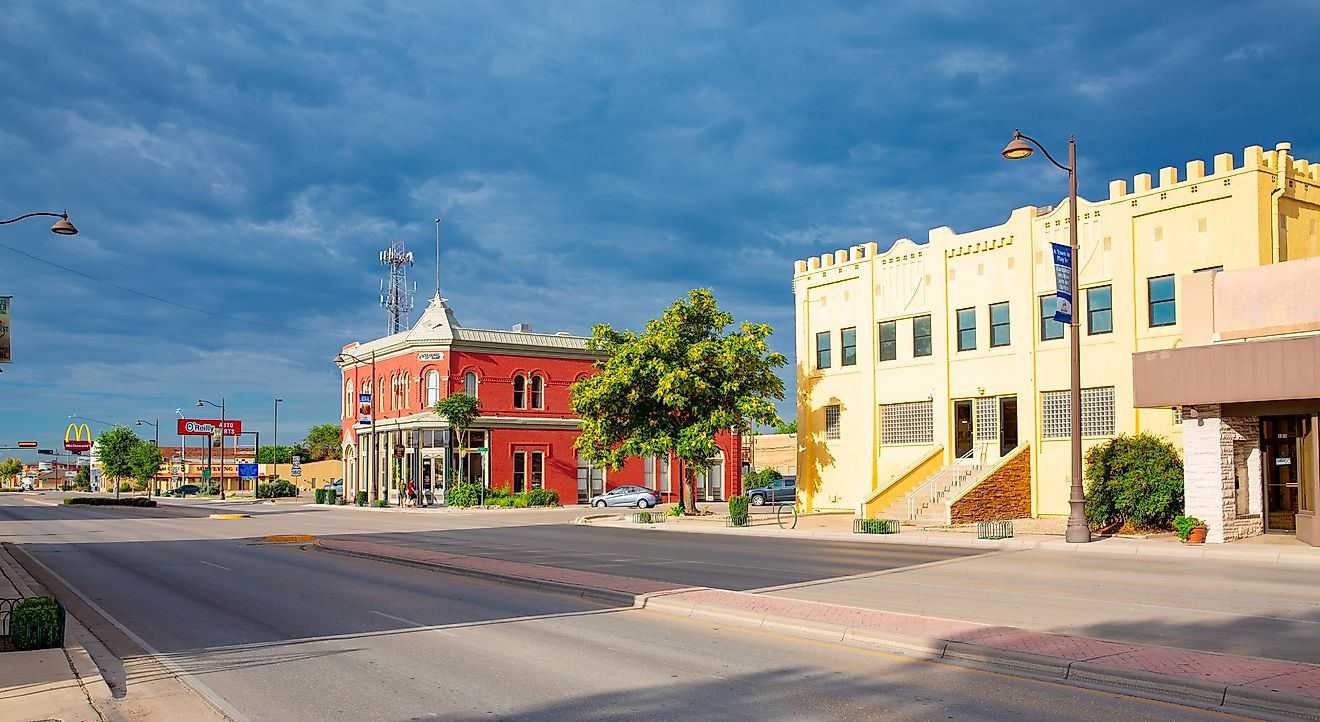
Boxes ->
[1183,405,1264,543]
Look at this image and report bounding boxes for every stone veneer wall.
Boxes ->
[1183,404,1264,543]
[950,445,1031,524]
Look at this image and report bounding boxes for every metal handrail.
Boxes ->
[904,443,993,521]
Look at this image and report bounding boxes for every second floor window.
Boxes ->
[913,315,932,357]
[989,302,1010,348]
[956,308,976,352]
[1148,275,1176,327]
[464,371,478,397]
[815,331,831,369]
[1040,295,1064,341]
[425,370,440,408]
[825,404,841,440]
[530,375,544,409]
[878,321,897,361]
[841,327,857,366]
[1087,286,1113,335]
[513,375,526,409]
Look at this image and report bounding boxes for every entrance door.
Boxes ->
[1263,416,1306,532]
[699,453,724,502]
[577,458,604,504]
[999,396,1019,458]
[954,400,974,458]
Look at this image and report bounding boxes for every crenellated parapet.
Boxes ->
[1106,141,1317,200]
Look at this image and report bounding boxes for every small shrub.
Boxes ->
[325,488,338,505]
[637,511,652,523]
[511,495,530,508]
[858,517,887,534]
[117,482,133,493]
[259,480,299,498]
[63,497,156,507]
[314,488,327,504]
[744,468,782,490]
[1084,433,1184,531]
[1174,515,1206,541]
[665,504,683,517]
[198,481,219,496]
[371,499,389,508]
[447,482,482,508]
[486,484,512,501]
[728,495,749,527]
[356,490,368,507]
[523,488,559,507]
[11,596,61,651]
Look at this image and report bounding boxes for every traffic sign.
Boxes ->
[290,457,302,477]
[238,463,258,479]
[473,447,489,453]
[202,469,212,480]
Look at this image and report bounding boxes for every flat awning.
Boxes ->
[1133,334,1320,408]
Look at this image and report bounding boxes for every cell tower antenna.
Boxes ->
[379,240,416,333]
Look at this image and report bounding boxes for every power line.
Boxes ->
[0,239,335,336]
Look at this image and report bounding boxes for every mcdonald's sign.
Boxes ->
[64,423,93,452]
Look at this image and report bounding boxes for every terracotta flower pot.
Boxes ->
[1186,525,1208,544]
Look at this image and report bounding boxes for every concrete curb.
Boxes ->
[312,541,640,606]
[584,518,1320,567]
[312,539,1320,719]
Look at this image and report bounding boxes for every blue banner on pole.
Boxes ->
[238,463,258,479]
[1051,243,1073,323]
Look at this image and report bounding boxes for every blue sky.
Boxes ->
[1,1,1317,459]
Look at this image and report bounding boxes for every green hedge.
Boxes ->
[258,480,299,498]
[728,495,749,518]
[11,596,62,650]
[356,490,368,506]
[447,482,482,507]
[371,499,389,508]
[63,497,157,507]
[314,488,327,504]
[325,488,338,505]
[1084,432,1184,531]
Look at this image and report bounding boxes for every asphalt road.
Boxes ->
[336,524,984,590]
[1,495,1230,721]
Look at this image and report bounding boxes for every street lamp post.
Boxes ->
[335,350,376,503]
[1002,129,1089,544]
[135,418,160,496]
[273,398,284,484]
[1,211,78,236]
[197,399,227,500]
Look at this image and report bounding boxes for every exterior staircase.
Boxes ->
[884,444,992,526]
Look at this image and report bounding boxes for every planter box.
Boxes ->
[853,518,900,534]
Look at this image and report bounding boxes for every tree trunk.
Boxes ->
[681,468,696,515]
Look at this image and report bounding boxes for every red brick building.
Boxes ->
[337,296,741,506]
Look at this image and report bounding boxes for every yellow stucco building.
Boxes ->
[793,141,1320,522]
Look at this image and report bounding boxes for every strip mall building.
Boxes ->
[337,296,741,506]
[794,141,1320,544]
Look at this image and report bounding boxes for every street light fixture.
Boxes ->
[1002,128,1088,544]
[197,398,227,500]
[335,350,376,503]
[1,211,78,236]
[135,419,161,496]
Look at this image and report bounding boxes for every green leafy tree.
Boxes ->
[301,424,343,461]
[129,442,165,495]
[1084,432,1184,531]
[774,420,797,435]
[0,457,21,486]
[434,393,482,496]
[570,289,786,513]
[256,445,295,464]
[96,426,142,499]
[73,466,90,491]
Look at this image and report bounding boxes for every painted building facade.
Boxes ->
[338,296,741,506]
[793,141,1320,520]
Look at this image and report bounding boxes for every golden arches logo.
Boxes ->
[64,423,93,451]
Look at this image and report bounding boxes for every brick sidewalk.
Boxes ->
[320,537,1320,711]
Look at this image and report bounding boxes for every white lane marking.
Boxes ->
[16,548,251,722]
[370,610,456,636]
[199,561,231,571]
[23,498,58,506]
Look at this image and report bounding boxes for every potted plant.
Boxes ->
[1174,515,1208,544]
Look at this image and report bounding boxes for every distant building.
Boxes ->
[337,296,741,505]
[793,141,1320,527]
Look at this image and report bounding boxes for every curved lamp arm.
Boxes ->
[1012,130,1072,173]
[0,211,66,225]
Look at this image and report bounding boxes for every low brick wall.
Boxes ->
[950,445,1031,524]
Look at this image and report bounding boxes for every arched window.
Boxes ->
[513,375,526,409]
[464,371,478,397]
[344,382,352,419]
[425,370,440,407]
[530,375,544,410]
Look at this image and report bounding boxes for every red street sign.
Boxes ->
[177,418,243,436]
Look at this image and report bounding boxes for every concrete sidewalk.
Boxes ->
[317,536,1320,719]
[0,546,110,722]
[583,512,1320,566]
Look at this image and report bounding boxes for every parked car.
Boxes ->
[165,484,201,497]
[748,476,796,506]
[590,486,661,508]
[324,479,344,496]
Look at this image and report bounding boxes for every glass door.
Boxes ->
[954,400,974,458]
[999,396,1019,457]
[1262,416,1302,532]
[577,457,604,504]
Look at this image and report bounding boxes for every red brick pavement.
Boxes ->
[320,538,1320,701]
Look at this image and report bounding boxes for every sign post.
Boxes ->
[1051,242,1073,323]
[0,296,11,364]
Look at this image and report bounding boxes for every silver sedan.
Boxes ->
[589,486,661,508]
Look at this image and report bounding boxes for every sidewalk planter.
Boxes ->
[1,596,65,652]
[976,520,1014,540]
[724,514,750,528]
[1174,515,1207,543]
[1187,525,1208,544]
[632,511,665,524]
[853,518,900,534]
